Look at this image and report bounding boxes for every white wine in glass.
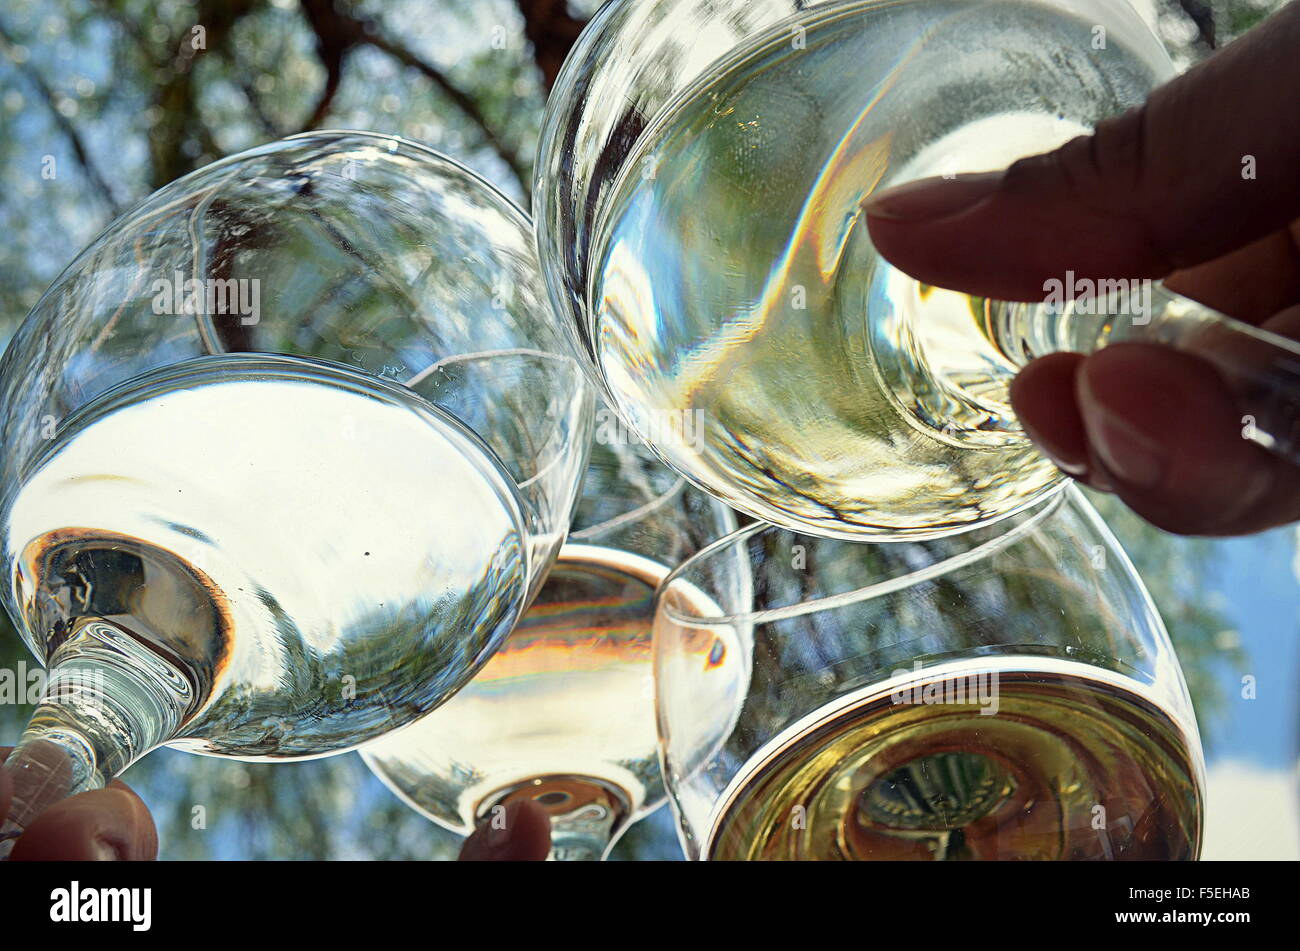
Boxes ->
[361,437,743,860]
[538,0,1300,541]
[655,487,1203,860]
[703,659,1200,860]
[0,133,593,855]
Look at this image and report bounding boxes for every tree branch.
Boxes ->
[135,0,261,189]
[0,18,124,215]
[1177,0,1216,49]
[297,0,354,133]
[296,0,530,193]
[365,28,531,190]
[240,79,287,138]
[513,0,587,91]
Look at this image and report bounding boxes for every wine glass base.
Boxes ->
[478,775,633,861]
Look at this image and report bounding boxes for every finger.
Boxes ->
[1072,339,1300,535]
[1010,353,1118,493]
[1164,222,1300,323]
[458,799,551,861]
[864,2,1300,301]
[1009,352,1090,476]
[2,744,156,861]
[9,782,157,861]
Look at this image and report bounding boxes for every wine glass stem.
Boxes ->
[486,775,631,861]
[993,281,1300,464]
[544,813,625,862]
[0,618,194,859]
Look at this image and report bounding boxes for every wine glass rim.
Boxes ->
[9,128,539,367]
[658,486,1069,627]
[570,474,689,542]
[532,0,628,203]
[282,128,534,220]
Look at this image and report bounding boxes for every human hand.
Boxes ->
[0,746,157,861]
[457,798,551,861]
[865,2,1300,535]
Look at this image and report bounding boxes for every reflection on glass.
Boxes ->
[0,132,592,855]
[656,486,1204,860]
[539,0,1300,542]
[362,434,742,860]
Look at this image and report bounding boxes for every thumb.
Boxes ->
[457,799,551,861]
[1010,305,1300,535]
[0,746,158,861]
[863,2,1300,301]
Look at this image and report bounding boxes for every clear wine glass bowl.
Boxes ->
[655,486,1204,860]
[0,131,593,853]
[536,0,1300,542]
[361,427,740,860]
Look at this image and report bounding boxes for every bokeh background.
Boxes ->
[0,0,1294,860]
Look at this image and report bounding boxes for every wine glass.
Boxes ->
[535,0,1300,542]
[0,131,594,854]
[655,485,1204,860]
[361,428,743,860]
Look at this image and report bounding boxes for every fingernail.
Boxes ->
[1046,453,1088,478]
[1087,408,1166,488]
[861,171,1003,221]
[93,836,124,861]
[1082,452,1116,494]
[1019,424,1087,477]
